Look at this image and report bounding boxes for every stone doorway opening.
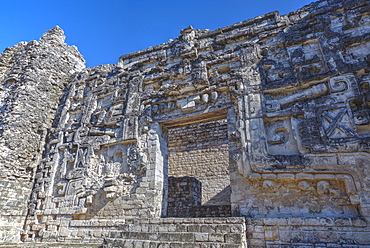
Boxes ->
[161,109,231,217]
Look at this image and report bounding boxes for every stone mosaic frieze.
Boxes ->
[0,0,369,246]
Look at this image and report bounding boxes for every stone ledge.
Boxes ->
[258,217,368,227]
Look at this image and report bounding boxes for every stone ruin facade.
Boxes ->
[0,0,370,247]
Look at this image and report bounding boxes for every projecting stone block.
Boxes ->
[180,100,196,112]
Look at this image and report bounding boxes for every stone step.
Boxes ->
[59,217,246,247]
[109,231,244,244]
[68,217,245,228]
[118,222,245,234]
[104,217,247,247]
[103,238,243,248]
[0,243,102,247]
[120,217,245,225]
[64,217,246,247]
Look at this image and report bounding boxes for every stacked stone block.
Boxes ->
[168,119,230,206]
[0,181,34,243]
[167,176,202,217]
[245,217,370,247]
[167,176,232,218]
[104,217,247,248]
[0,218,247,247]
[192,205,232,218]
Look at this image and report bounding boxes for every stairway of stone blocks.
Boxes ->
[103,217,247,248]
[0,217,246,247]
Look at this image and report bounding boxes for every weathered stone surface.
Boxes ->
[0,26,85,243]
[0,0,370,246]
[168,119,230,205]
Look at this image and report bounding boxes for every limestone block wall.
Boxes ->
[0,181,33,243]
[167,176,202,217]
[168,119,230,205]
[245,217,370,247]
[23,217,247,247]
[233,177,359,218]
[0,0,368,245]
[167,176,232,217]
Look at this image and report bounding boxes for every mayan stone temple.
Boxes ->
[0,0,370,247]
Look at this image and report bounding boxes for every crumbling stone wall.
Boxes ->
[168,119,230,205]
[0,27,85,242]
[167,176,202,217]
[0,26,85,181]
[0,181,33,243]
[0,0,369,246]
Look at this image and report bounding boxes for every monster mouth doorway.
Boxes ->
[160,108,231,217]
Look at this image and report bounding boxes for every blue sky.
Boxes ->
[0,0,314,67]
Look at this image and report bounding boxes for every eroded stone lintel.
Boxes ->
[160,108,228,129]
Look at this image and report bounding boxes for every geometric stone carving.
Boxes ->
[1,0,370,246]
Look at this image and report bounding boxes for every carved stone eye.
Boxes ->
[265,100,280,112]
[267,127,288,145]
[353,110,370,125]
[329,79,348,92]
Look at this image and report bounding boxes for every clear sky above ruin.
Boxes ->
[0,0,313,67]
